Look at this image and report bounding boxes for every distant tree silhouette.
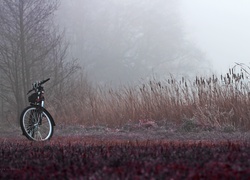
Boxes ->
[57,0,210,85]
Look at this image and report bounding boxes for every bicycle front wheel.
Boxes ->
[20,106,54,141]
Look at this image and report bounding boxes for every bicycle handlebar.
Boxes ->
[40,78,50,85]
[27,78,50,94]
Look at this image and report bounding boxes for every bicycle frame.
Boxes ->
[27,78,50,125]
[36,87,45,107]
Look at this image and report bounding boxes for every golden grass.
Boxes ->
[50,64,250,131]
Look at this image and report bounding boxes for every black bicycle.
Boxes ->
[20,78,55,141]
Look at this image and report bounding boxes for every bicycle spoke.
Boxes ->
[36,130,43,140]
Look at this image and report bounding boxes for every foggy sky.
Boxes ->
[57,0,250,85]
[180,0,250,74]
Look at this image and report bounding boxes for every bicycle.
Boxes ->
[20,78,55,141]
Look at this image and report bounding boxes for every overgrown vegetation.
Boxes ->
[48,63,250,131]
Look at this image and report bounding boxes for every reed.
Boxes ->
[50,63,250,131]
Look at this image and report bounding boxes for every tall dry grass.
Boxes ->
[51,64,250,131]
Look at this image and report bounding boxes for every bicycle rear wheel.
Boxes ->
[20,106,54,141]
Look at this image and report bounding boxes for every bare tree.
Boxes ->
[0,0,79,122]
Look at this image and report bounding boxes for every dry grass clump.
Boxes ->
[52,63,250,131]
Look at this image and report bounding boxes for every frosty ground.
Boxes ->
[1,119,250,142]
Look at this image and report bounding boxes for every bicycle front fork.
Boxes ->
[41,100,44,108]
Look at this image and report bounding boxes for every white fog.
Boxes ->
[56,0,205,85]
[181,0,250,74]
[55,0,250,85]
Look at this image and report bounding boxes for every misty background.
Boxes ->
[181,0,250,74]
[55,0,250,86]
[56,0,212,86]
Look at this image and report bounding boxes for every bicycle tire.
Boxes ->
[20,105,54,141]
